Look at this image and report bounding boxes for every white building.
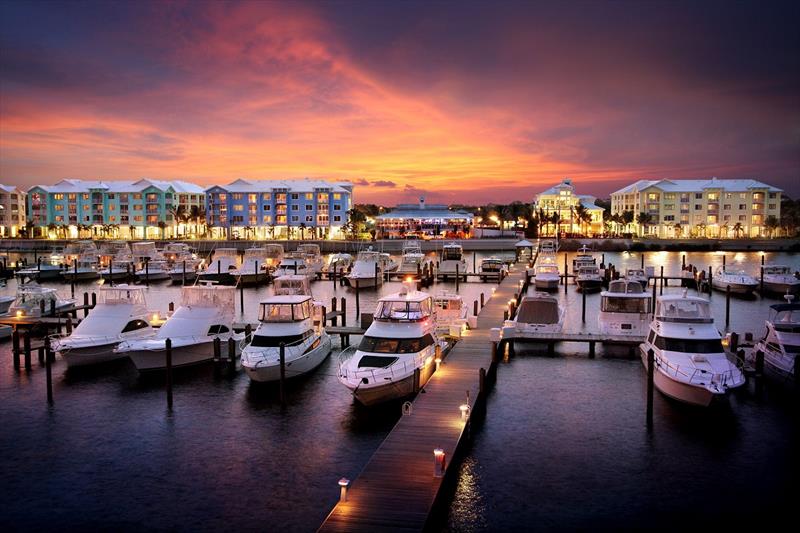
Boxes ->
[0,184,26,237]
[610,178,782,238]
[533,179,604,236]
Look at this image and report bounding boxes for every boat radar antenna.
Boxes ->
[784,292,795,303]
[198,279,219,286]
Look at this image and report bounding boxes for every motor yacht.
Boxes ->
[480,257,507,281]
[99,256,134,282]
[576,265,603,292]
[274,256,315,280]
[533,263,560,291]
[639,293,745,406]
[379,253,399,273]
[327,253,353,276]
[198,248,240,285]
[346,250,384,288]
[169,258,202,283]
[397,241,427,274]
[115,283,244,371]
[15,261,64,282]
[161,243,193,264]
[130,241,163,270]
[54,285,155,367]
[760,265,800,296]
[711,268,758,295]
[63,254,101,282]
[751,298,800,379]
[135,259,171,281]
[501,293,564,342]
[338,281,440,406]
[624,269,649,287]
[241,294,332,383]
[263,244,285,270]
[9,283,75,318]
[539,239,558,255]
[433,291,469,336]
[438,243,467,280]
[598,280,652,337]
[296,244,324,274]
[572,245,596,272]
[231,247,270,285]
[273,274,313,296]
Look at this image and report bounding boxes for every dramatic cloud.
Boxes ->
[0,0,797,203]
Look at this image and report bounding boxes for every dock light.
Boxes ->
[152,312,160,322]
[435,356,442,370]
[433,448,446,477]
[338,478,350,502]
[491,287,496,294]
[460,403,470,421]
[16,310,23,318]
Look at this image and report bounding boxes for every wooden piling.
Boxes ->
[491,341,498,363]
[479,367,486,396]
[213,336,221,377]
[145,258,150,287]
[45,337,53,405]
[109,260,114,286]
[239,277,245,313]
[228,337,236,373]
[641,253,644,269]
[646,348,654,428]
[480,292,485,308]
[473,300,478,317]
[23,330,32,370]
[760,266,764,294]
[588,341,595,358]
[165,338,173,409]
[353,280,359,321]
[455,263,460,292]
[755,349,764,378]
[279,342,286,407]
[91,292,96,307]
[722,255,726,269]
[651,278,657,316]
[725,285,731,328]
[83,292,89,317]
[182,259,187,286]
[71,261,77,297]
[708,266,713,295]
[582,289,586,323]
[331,297,338,327]
[730,332,739,353]
[66,316,73,334]
[374,261,378,287]
[245,324,252,344]
[12,330,20,370]
[682,254,686,270]
[660,265,664,295]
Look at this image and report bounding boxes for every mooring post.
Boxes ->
[354,280,359,321]
[374,261,378,287]
[473,300,478,317]
[145,258,150,287]
[182,259,187,286]
[646,348,654,428]
[582,289,586,323]
[217,259,221,278]
[23,330,32,371]
[564,252,568,279]
[722,255,726,269]
[503,309,509,321]
[491,341,498,363]
[480,292,485,308]
[455,263,460,292]
[588,341,595,359]
[239,278,244,314]
[708,266,713,295]
[66,316,72,335]
[245,323,252,345]
[755,349,764,379]
[165,338,173,409]
[83,292,89,317]
[109,260,114,287]
[651,278,657,316]
[479,367,486,396]
[91,292,96,308]
[641,253,645,269]
[45,336,53,405]
[227,337,236,373]
[213,336,221,377]
[760,266,764,294]
[12,330,20,370]
[473,251,477,273]
[725,285,731,329]
[279,342,287,407]
[730,331,739,353]
[72,261,77,296]
[660,265,664,295]
[331,297,338,327]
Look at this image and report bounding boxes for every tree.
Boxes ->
[765,215,779,238]
[673,223,682,238]
[299,222,307,240]
[574,203,588,236]
[157,220,167,240]
[621,210,634,234]
[636,212,652,237]
[732,222,744,238]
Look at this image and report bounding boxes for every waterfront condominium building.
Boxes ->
[27,178,205,239]
[610,178,782,238]
[0,184,26,237]
[532,178,605,237]
[205,179,353,239]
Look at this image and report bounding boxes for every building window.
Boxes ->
[291,193,299,200]
[723,215,730,221]
[738,215,746,221]
[739,204,746,210]
[233,205,244,212]
[305,215,313,222]
[120,194,128,202]
[67,193,76,201]
[695,193,702,199]
[262,193,271,201]
[769,192,777,199]
[217,193,227,201]
[305,193,313,200]
[291,215,299,222]
[54,204,64,211]
[694,204,702,210]
[264,205,271,211]
[723,204,731,210]
[333,215,341,222]
[739,193,746,199]
[232,193,243,200]
[108,193,115,199]
[680,194,690,203]
[248,193,257,203]
[263,215,272,224]
[334,204,341,210]
[664,204,674,210]
[292,205,299,211]
[725,193,733,199]
[53,194,64,200]
[333,193,342,200]
[707,193,718,201]
[647,193,659,201]
[769,204,776,210]
[707,215,717,224]
[146,193,158,202]
[305,205,313,211]
[133,193,142,200]
[317,193,328,202]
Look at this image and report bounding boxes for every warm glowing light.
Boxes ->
[459,404,470,421]
[433,448,446,477]
[152,313,159,321]
[16,310,23,318]
[338,478,350,502]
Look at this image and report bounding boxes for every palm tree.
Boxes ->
[696,223,707,238]
[673,223,682,238]
[550,212,561,236]
[169,205,186,239]
[765,215,779,238]
[621,210,634,234]
[636,212,652,237]
[157,221,167,240]
[574,204,588,236]
[732,222,744,238]
[299,222,308,240]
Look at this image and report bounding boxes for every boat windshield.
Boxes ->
[99,288,145,306]
[764,266,791,275]
[656,299,712,322]
[601,296,651,313]
[258,301,311,322]
[358,334,435,354]
[443,247,462,260]
[434,297,461,311]
[654,336,723,354]
[774,309,800,325]
[374,298,432,321]
[537,265,559,275]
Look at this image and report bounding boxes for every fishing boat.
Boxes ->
[198,248,239,285]
[296,244,324,274]
[274,256,315,280]
[63,253,101,282]
[130,241,163,269]
[346,249,384,288]
[338,280,441,406]
[438,242,467,280]
[639,293,745,406]
[711,268,758,295]
[135,259,171,281]
[575,265,603,292]
[480,257,507,281]
[624,269,649,287]
[598,280,652,337]
[572,245,596,272]
[15,261,64,282]
[8,283,75,318]
[750,297,800,379]
[99,256,134,281]
[115,283,244,371]
[327,253,353,276]
[0,294,15,315]
[169,258,202,283]
[161,242,193,264]
[54,285,155,367]
[231,247,270,285]
[760,265,800,296]
[241,293,331,383]
[379,253,399,273]
[397,241,427,274]
[263,244,285,270]
[433,291,469,336]
[539,239,558,254]
[272,274,313,296]
[533,263,560,291]
[501,293,564,341]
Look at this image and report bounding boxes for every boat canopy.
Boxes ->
[258,298,312,322]
[656,297,713,323]
[181,285,235,310]
[374,298,433,322]
[607,280,644,294]
[98,286,147,306]
[273,275,312,296]
[297,244,321,256]
[536,264,559,274]
[443,244,462,260]
[763,265,792,275]
[516,297,559,325]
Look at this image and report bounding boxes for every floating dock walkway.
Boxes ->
[318,265,525,532]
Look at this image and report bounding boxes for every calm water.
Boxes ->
[0,251,797,531]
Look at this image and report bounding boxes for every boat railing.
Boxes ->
[247,335,315,368]
[338,347,431,383]
[655,352,744,386]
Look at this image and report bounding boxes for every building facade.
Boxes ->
[0,185,26,237]
[375,197,473,239]
[205,179,353,239]
[26,179,204,239]
[533,179,604,236]
[610,178,782,238]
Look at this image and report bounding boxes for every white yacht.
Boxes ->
[539,239,558,255]
[433,291,469,336]
[327,253,353,275]
[760,265,800,296]
[438,243,467,280]
[398,241,426,274]
[135,259,171,281]
[480,257,507,281]
[115,284,244,371]
[379,253,399,273]
[751,299,800,379]
[624,269,649,287]
[169,258,201,283]
[241,294,332,382]
[263,244,285,270]
[338,281,440,406]
[9,283,75,317]
[161,243,193,264]
[572,245,596,272]
[296,244,324,274]
[274,256,315,280]
[54,285,155,367]
[63,254,101,281]
[64,241,98,264]
[501,293,564,341]
[640,293,745,406]
[231,247,270,285]
[100,256,134,281]
[712,268,758,295]
[130,241,163,269]
[198,248,240,285]
[576,265,603,292]
[15,261,64,282]
[598,280,652,337]
[346,250,384,288]
[533,263,560,291]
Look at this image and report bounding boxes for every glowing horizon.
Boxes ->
[1,1,797,204]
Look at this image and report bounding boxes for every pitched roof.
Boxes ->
[611,178,782,195]
[209,178,352,193]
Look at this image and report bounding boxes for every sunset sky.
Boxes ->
[1,0,798,204]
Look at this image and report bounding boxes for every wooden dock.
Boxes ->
[318,265,525,532]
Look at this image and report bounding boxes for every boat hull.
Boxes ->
[576,279,603,292]
[244,336,332,382]
[534,278,560,291]
[63,272,100,281]
[127,341,218,371]
[16,269,63,281]
[60,342,127,367]
[349,359,436,406]
[640,347,717,407]
[170,272,198,283]
[136,272,170,281]
[761,280,800,295]
[236,273,270,286]
[712,281,757,294]
[197,272,237,285]
[345,276,382,288]
[100,271,132,281]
